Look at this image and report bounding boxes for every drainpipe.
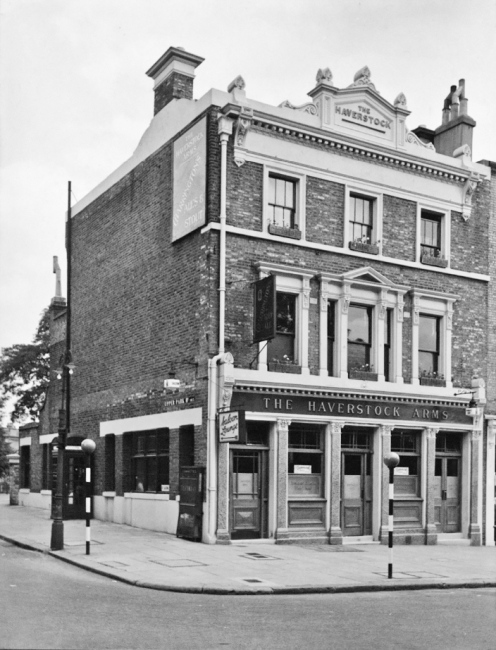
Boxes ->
[204,116,233,544]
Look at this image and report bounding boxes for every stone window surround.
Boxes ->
[255,262,314,374]
[417,203,451,265]
[263,163,306,237]
[318,267,408,383]
[410,288,457,388]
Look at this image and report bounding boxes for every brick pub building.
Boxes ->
[19,47,496,546]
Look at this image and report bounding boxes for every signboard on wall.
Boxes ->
[172,117,207,242]
[253,275,276,344]
[219,410,246,443]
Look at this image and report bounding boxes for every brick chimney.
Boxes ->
[146,46,204,115]
[433,79,476,157]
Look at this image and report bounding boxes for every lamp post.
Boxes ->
[81,438,96,555]
[383,452,400,579]
[50,181,73,551]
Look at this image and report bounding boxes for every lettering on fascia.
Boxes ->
[335,104,392,131]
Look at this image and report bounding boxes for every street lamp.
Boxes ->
[50,351,75,551]
[383,452,400,579]
[81,438,96,555]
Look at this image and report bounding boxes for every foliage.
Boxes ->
[0,428,13,479]
[0,308,50,423]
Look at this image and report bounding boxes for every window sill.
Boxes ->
[419,377,446,387]
[102,491,117,498]
[124,492,171,500]
[268,362,301,374]
[19,488,30,494]
[268,224,302,240]
[420,255,448,268]
[40,490,52,495]
[349,241,379,255]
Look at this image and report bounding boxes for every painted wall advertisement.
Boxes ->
[172,117,206,242]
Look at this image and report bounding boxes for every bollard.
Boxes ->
[383,452,400,579]
[80,439,96,555]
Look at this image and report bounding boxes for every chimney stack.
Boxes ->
[146,46,204,115]
[434,79,476,157]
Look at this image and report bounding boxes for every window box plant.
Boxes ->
[268,223,302,240]
[419,371,446,387]
[349,364,378,381]
[420,251,448,268]
[268,355,301,374]
[349,237,379,255]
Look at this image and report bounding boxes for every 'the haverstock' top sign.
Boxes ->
[172,117,206,242]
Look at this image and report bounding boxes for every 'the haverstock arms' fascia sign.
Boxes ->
[231,392,472,425]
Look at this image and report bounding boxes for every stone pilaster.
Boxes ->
[216,441,231,543]
[469,428,482,546]
[329,422,344,544]
[485,418,496,546]
[424,428,439,545]
[275,418,291,541]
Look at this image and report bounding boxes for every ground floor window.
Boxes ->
[390,430,421,497]
[20,446,30,489]
[288,424,324,497]
[105,434,116,491]
[132,429,169,493]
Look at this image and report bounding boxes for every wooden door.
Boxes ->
[434,456,461,533]
[341,452,372,536]
[230,450,267,539]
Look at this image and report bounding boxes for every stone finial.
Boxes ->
[348,65,376,90]
[316,67,333,85]
[394,92,408,109]
[227,75,246,93]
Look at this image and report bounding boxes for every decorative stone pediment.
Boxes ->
[308,67,411,149]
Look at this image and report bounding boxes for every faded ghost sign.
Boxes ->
[172,117,206,242]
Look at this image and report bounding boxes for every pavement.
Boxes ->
[1,495,495,596]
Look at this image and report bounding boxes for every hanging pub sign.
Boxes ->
[253,275,276,344]
[219,410,246,443]
[172,117,207,242]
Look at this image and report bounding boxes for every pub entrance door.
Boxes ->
[341,452,372,537]
[230,450,268,540]
[434,456,461,533]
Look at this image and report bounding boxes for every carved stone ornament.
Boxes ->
[397,296,404,323]
[277,418,292,433]
[348,66,376,91]
[227,75,246,93]
[394,92,408,109]
[331,422,344,435]
[278,99,318,115]
[316,67,333,85]
[462,173,481,221]
[380,424,393,438]
[426,428,439,439]
[406,131,435,150]
[471,429,482,442]
[233,107,253,167]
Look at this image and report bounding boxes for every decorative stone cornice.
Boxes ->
[279,100,318,115]
[250,117,475,185]
[406,130,435,151]
[462,171,483,220]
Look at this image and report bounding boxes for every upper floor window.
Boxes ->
[268,175,296,229]
[419,314,440,375]
[419,209,448,267]
[348,304,372,372]
[267,292,297,365]
[350,194,373,243]
[347,189,382,255]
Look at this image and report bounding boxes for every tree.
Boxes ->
[0,427,13,479]
[0,308,50,423]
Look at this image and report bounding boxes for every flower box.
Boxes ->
[268,224,302,240]
[420,377,446,387]
[420,253,448,268]
[349,241,380,255]
[268,362,301,374]
[349,370,378,381]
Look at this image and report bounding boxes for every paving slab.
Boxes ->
[1,496,495,595]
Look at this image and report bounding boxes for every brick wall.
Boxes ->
[382,195,416,261]
[306,177,345,247]
[153,72,194,115]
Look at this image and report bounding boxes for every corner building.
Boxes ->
[21,47,496,546]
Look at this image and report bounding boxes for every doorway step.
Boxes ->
[437,532,470,545]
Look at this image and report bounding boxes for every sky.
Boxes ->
[1,0,495,355]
